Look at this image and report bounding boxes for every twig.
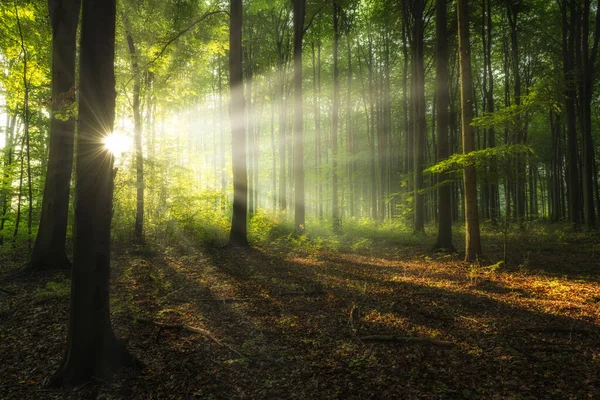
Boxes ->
[136,318,246,359]
[359,335,453,347]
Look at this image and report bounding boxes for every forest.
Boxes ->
[0,0,599,398]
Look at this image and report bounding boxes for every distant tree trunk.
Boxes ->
[506,0,525,225]
[24,0,80,270]
[560,0,581,227]
[226,0,249,247]
[293,0,306,232]
[411,0,426,233]
[245,43,255,217]
[277,41,287,212]
[347,32,355,219]
[433,0,455,251]
[13,131,25,241]
[0,115,16,246]
[312,42,323,220]
[13,4,32,248]
[332,1,340,230]
[271,90,277,212]
[219,54,226,196]
[457,0,482,261]
[123,15,144,243]
[485,0,498,223]
[401,21,410,176]
[51,0,135,386]
[579,0,599,229]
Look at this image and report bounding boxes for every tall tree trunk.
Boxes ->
[123,15,144,243]
[14,4,33,248]
[219,54,226,196]
[316,43,324,220]
[226,0,249,247]
[347,32,354,219]
[270,92,277,213]
[24,0,80,270]
[332,1,340,230]
[277,40,287,212]
[245,46,255,217]
[433,0,455,251]
[506,0,525,225]
[579,0,599,229]
[457,0,483,261]
[485,0,498,223]
[51,0,135,386]
[561,0,581,227]
[293,0,306,232]
[412,0,426,233]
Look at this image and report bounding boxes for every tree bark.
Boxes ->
[226,0,249,247]
[25,0,80,269]
[433,0,455,251]
[293,0,306,232]
[332,1,340,230]
[412,0,426,233]
[51,0,135,386]
[123,13,144,243]
[457,0,482,261]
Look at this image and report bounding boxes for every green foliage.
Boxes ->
[426,144,535,175]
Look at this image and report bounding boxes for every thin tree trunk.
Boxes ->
[433,0,455,251]
[331,1,340,229]
[412,0,426,233]
[457,0,482,261]
[123,15,144,243]
[293,0,306,231]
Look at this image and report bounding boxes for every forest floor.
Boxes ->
[1,227,599,399]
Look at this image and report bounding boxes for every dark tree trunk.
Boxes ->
[226,0,249,247]
[561,0,581,227]
[412,0,426,233]
[579,0,599,229]
[457,0,482,261]
[293,0,306,232]
[433,0,455,252]
[506,0,525,225]
[51,0,135,386]
[25,0,80,270]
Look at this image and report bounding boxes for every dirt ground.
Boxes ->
[1,232,599,399]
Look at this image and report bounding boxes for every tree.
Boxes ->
[23,0,80,272]
[51,0,135,386]
[226,0,249,247]
[578,0,599,229]
[457,0,482,261]
[410,0,426,233]
[433,0,455,251]
[123,9,145,243]
[293,0,306,232]
[332,0,340,230]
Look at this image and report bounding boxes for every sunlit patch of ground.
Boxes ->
[0,234,599,399]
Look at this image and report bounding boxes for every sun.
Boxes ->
[103,132,132,155]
